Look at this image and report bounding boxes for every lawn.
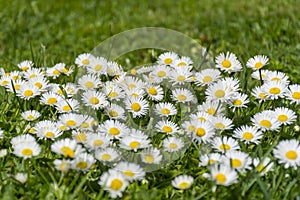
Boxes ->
[0,0,300,199]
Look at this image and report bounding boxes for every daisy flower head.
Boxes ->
[211,136,240,153]
[149,65,171,83]
[171,88,195,103]
[195,69,221,86]
[119,130,151,152]
[5,79,26,93]
[11,136,41,159]
[208,164,238,186]
[17,83,40,100]
[59,113,86,129]
[18,60,33,71]
[85,133,110,150]
[223,151,252,172]
[54,159,72,173]
[40,92,64,106]
[210,116,233,131]
[125,96,149,118]
[158,52,179,66]
[72,130,90,144]
[228,92,249,110]
[28,76,49,92]
[215,52,242,73]
[198,100,225,116]
[75,53,95,67]
[113,162,146,182]
[51,138,82,158]
[251,111,281,132]
[94,147,120,163]
[274,107,296,125]
[199,153,223,166]
[155,120,179,135]
[106,61,123,77]
[77,74,102,91]
[140,147,162,165]
[172,56,193,68]
[252,86,268,102]
[262,81,287,100]
[64,83,79,98]
[154,102,177,117]
[9,71,22,81]
[190,111,212,123]
[119,76,145,92]
[191,120,215,144]
[81,90,109,110]
[205,81,232,103]
[0,74,10,87]
[162,136,184,152]
[265,70,289,85]
[55,98,80,113]
[286,84,300,104]
[71,152,96,171]
[169,67,193,85]
[171,175,194,190]
[145,84,164,101]
[124,87,145,99]
[23,68,45,80]
[98,170,129,198]
[233,125,263,144]
[21,110,41,121]
[86,56,108,75]
[253,157,274,175]
[246,55,269,71]
[251,69,271,81]
[273,139,300,169]
[104,82,125,101]
[34,120,63,140]
[46,66,62,79]
[99,119,129,139]
[105,103,126,120]
[10,134,36,147]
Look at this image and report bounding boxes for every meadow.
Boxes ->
[0,0,300,199]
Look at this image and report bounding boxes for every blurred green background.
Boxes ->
[0,0,299,80]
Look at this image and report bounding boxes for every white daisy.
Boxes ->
[211,136,240,153]
[85,133,110,150]
[171,175,194,190]
[75,53,95,67]
[251,111,281,131]
[169,67,193,85]
[119,129,151,152]
[162,136,184,152]
[228,92,249,110]
[251,86,268,102]
[106,61,123,77]
[150,65,171,83]
[104,82,125,101]
[22,68,44,80]
[208,164,238,186]
[21,110,41,121]
[54,159,72,173]
[12,138,41,159]
[199,153,223,166]
[233,125,263,144]
[77,74,102,91]
[198,100,225,116]
[274,107,296,125]
[71,152,96,171]
[28,76,49,92]
[158,52,179,66]
[15,173,28,184]
[253,157,274,175]
[195,69,221,86]
[55,98,80,113]
[59,113,86,129]
[205,81,232,103]
[171,56,193,68]
[265,70,289,85]
[210,116,233,131]
[18,60,33,71]
[215,52,242,73]
[105,103,126,120]
[154,102,177,117]
[223,151,252,172]
[171,88,195,103]
[145,84,164,101]
[94,147,120,163]
[251,69,271,81]
[34,120,63,140]
[113,162,146,182]
[155,120,179,134]
[262,81,287,100]
[125,96,149,118]
[51,138,83,158]
[191,120,215,143]
[81,90,109,110]
[273,139,300,169]
[40,92,64,106]
[99,119,129,139]
[86,56,108,75]
[246,55,269,70]
[140,147,162,164]
[17,83,40,100]
[286,84,300,104]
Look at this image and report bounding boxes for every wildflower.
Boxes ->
[150,65,171,82]
[113,162,146,182]
[105,103,126,120]
[210,116,233,131]
[28,76,49,92]
[86,56,108,75]
[55,98,80,113]
[158,52,179,66]
[265,71,289,85]
[223,151,252,172]
[251,111,281,131]
[125,97,149,118]
[171,88,195,103]
[162,136,184,152]
[59,113,86,129]
[228,92,249,110]
[171,175,194,190]
[119,129,151,152]
[286,84,300,104]
[252,86,268,102]
[21,110,41,121]
[199,153,223,166]
[40,92,64,106]
[262,81,287,100]
[273,139,300,169]
[85,133,110,150]
[17,83,40,100]
[198,100,225,116]
[54,159,72,173]
[233,125,263,144]
[155,120,179,134]
[274,107,296,125]
[215,52,242,73]
[104,82,125,101]
[140,147,162,164]
[191,120,215,143]
[81,90,109,110]
[11,135,41,159]
[206,81,232,103]
[17,60,33,71]
[145,84,164,101]
[208,164,238,186]
[23,68,45,80]
[71,152,96,171]
[253,157,274,175]
[172,56,193,68]
[94,147,120,163]
[211,136,240,153]
[51,138,83,158]
[77,74,102,90]
[34,120,63,140]
[195,69,221,86]
[170,67,193,85]
[75,53,94,67]
[246,55,269,70]
[99,119,129,139]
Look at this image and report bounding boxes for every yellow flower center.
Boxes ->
[257,164,265,173]
[157,71,166,77]
[129,141,140,149]
[177,62,187,67]
[219,144,230,151]
[144,155,154,163]
[215,89,225,98]
[29,128,35,134]
[221,60,231,68]
[94,64,102,71]
[209,159,217,165]
[21,148,33,156]
[169,143,178,149]
[269,87,281,95]
[198,117,206,122]
[1,80,9,85]
[196,128,206,137]
[260,120,272,128]
[85,81,94,89]
[163,125,173,133]
[22,66,29,71]
[130,69,137,75]
[59,125,67,131]
[24,90,33,97]
[35,82,42,89]
[124,170,135,177]
[93,139,104,147]
[242,132,253,140]
[131,102,141,112]
[61,68,69,73]
[148,87,157,95]
[45,131,55,138]
[47,97,57,104]
[178,182,190,189]
[109,91,118,98]
[66,120,76,127]
[109,127,120,136]
[63,105,71,112]
[207,108,216,115]
[215,173,226,184]
[164,58,172,65]
[177,75,186,82]
[286,150,297,160]
[203,76,213,83]
[76,161,88,169]
[214,123,225,129]
[60,146,74,158]
[259,92,267,99]
[81,59,90,65]
[29,74,37,78]
[188,125,195,132]
[278,114,288,122]
[14,84,21,90]
[26,115,35,120]
[81,122,89,128]
[110,179,123,190]
[231,159,242,168]
[128,84,136,90]
[254,62,263,69]
[109,110,119,117]
[292,92,300,100]
[101,153,111,161]
[89,97,99,105]
[52,69,60,75]
[233,99,242,106]
[75,133,87,142]
[177,94,187,101]
[161,108,170,115]
[271,77,280,82]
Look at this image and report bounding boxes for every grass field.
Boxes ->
[0,0,300,199]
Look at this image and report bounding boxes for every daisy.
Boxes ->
[77,74,101,91]
[105,103,126,120]
[9,71,22,81]
[5,79,26,93]
[223,151,252,172]
[53,159,72,173]
[158,52,179,66]
[0,75,10,87]
[12,138,41,159]
[21,110,41,121]
[17,83,40,100]
[262,81,287,100]
[10,134,36,147]
[106,61,123,77]
[265,71,289,85]
[40,92,64,106]
[34,120,63,140]
[72,130,90,144]
[59,113,86,129]
[251,86,268,102]
[274,107,296,125]
[171,88,195,103]
[273,139,300,169]
[172,56,193,68]
[215,52,242,73]
[210,116,233,131]
[171,175,194,190]
[75,53,95,67]
[150,65,171,83]
[221,77,240,94]
[140,147,162,164]
[23,68,44,80]
[113,162,146,182]
[246,55,269,70]
[251,69,271,81]
[51,138,83,158]
[15,173,28,184]
[94,147,120,163]
[71,152,96,171]
[119,76,145,91]
[145,84,164,101]
[124,87,145,99]
[286,84,300,104]
[81,90,109,110]
[99,119,129,139]
[86,56,108,75]
[198,100,225,116]
[64,83,79,97]
[119,129,151,152]
[190,111,212,123]
[125,97,149,118]
[169,67,193,85]
[251,111,281,131]
[253,157,274,175]
[155,120,179,134]
[199,153,223,166]
[208,164,238,186]
[195,69,221,86]
[79,115,98,131]
[191,120,215,143]
[56,63,74,76]
[228,92,249,110]
[233,125,263,144]
[154,102,177,117]
[55,98,80,113]
[28,76,49,92]
[85,133,110,150]
[18,60,33,71]
[162,136,184,152]
[46,66,62,79]
[211,136,240,153]
[104,82,125,101]
[98,170,129,198]
[205,81,232,103]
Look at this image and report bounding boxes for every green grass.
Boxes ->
[0,0,300,199]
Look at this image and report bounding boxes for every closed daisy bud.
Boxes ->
[273,139,300,169]
[15,173,28,184]
[171,175,194,190]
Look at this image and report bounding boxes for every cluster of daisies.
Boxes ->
[0,50,300,198]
